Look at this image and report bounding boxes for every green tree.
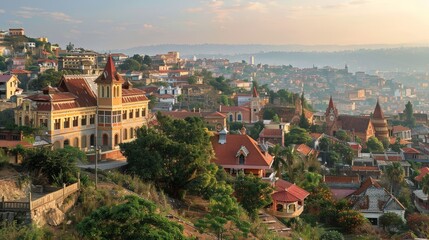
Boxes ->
[299,111,310,129]
[337,210,366,233]
[219,95,229,106]
[196,184,251,240]
[422,174,429,195]
[29,69,64,90]
[143,55,152,67]
[331,143,354,165]
[0,56,7,71]
[272,114,280,123]
[262,108,276,120]
[335,130,350,142]
[22,146,85,185]
[187,75,198,84]
[234,173,272,219]
[284,127,312,145]
[320,230,344,240]
[248,121,264,140]
[120,58,142,71]
[366,136,384,152]
[404,101,416,128]
[120,114,217,199]
[407,213,429,238]
[131,54,143,64]
[77,196,186,240]
[379,212,404,234]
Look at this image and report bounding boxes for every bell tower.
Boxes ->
[94,55,125,150]
[325,96,338,135]
[250,86,260,123]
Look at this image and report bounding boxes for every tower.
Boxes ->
[371,100,389,140]
[94,55,125,150]
[325,96,338,135]
[250,86,260,123]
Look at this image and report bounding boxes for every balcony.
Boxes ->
[266,205,304,218]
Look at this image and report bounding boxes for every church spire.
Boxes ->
[328,95,334,108]
[373,99,384,119]
[94,55,125,84]
[252,85,259,98]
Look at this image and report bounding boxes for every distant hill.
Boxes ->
[113,44,429,73]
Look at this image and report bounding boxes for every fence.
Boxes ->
[0,182,80,212]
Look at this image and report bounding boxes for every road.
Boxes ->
[78,160,128,170]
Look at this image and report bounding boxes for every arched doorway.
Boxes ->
[102,134,108,146]
[64,139,70,147]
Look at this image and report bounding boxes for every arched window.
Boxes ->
[124,128,128,140]
[24,116,30,125]
[90,134,95,147]
[106,86,110,97]
[130,127,134,138]
[229,114,233,122]
[113,86,116,97]
[237,114,242,121]
[101,86,105,98]
[239,154,245,165]
[114,134,119,146]
[64,139,70,147]
[116,86,120,97]
[102,134,108,146]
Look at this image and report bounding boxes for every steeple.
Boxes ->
[328,96,334,109]
[373,100,384,119]
[94,55,125,84]
[325,96,338,117]
[252,86,259,98]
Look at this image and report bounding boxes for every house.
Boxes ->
[402,147,424,160]
[349,177,406,225]
[411,125,429,143]
[266,179,309,218]
[38,59,58,72]
[391,125,412,141]
[350,166,381,181]
[211,128,273,177]
[0,75,20,100]
[258,128,284,146]
[414,167,429,188]
[0,129,33,164]
[9,28,25,36]
[12,57,27,70]
[294,144,318,160]
[14,56,149,160]
[229,80,252,91]
[219,87,260,123]
[413,190,429,214]
[323,175,360,200]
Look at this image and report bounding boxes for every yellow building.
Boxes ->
[14,56,149,158]
[0,75,20,100]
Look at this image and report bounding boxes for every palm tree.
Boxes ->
[385,162,405,195]
[268,144,287,178]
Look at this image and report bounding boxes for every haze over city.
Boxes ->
[2,0,429,50]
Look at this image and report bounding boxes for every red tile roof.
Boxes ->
[310,133,322,140]
[0,140,32,148]
[271,179,309,202]
[337,115,371,133]
[392,125,410,133]
[352,177,381,196]
[330,189,356,200]
[211,134,273,169]
[402,147,421,154]
[373,100,385,119]
[324,175,360,184]
[259,128,283,138]
[295,144,316,156]
[10,69,31,74]
[415,167,429,182]
[0,75,14,83]
[94,55,125,84]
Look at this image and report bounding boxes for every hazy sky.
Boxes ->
[1,0,429,50]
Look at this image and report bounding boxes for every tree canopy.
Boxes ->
[366,136,384,152]
[77,195,186,240]
[404,101,416,128]
[120,114,217,199]
[284,127,312,145]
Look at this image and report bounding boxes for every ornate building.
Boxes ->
[15,56,149,157]
[325,97,389,142]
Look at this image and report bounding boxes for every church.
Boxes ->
[325,97,389,143]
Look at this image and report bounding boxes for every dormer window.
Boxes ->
[239,154,245,165]
[236,145,249,165]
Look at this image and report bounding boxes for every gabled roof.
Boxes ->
[337,115,372,133]
[294,144,317,157]
[324,175,360,184]
[271,179,309,203]
[415,167,429,182]
[392,125,410,133]
[352,177,381,196]
[0,75,15,83]
[402,147,421,154]
[211,133,273,169]
[259,128,283,138]
[94,55,125,84]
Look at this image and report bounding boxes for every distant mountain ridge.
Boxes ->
[111,44,429,72]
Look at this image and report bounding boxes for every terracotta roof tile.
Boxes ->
[272,179,309,202]
[324,175,360,184]
[337,115,371,133]
[0,140,32,148]
[392,125,410,133]
[352,177,381,196]
[211,134,273,169]
[415,167,429,182]
[351,166,380,172]
[259,128,283,138]
[402,147,421,154]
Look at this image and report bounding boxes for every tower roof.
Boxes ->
[252,86,259,97]
[94,55,125,84]
[328,96,334,108]
[373,100,384,119]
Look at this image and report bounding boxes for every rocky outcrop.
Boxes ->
[45,207,65,226]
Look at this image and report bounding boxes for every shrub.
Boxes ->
[320,230,344,240]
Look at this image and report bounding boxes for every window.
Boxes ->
[239,154,245,165]
[81,115,87,126]
[54,119,61,130]
[64,118,70,128]
[90,134,95,146]
[116,86,120,97]
[64,139,70,146]
[81,135,87,148]
[123,110,127,120]
[142,108,146,117]
[114,134,119,146]
[101,86,105,98]
[229,114,233,122]
[130,127,134,138]
[237,114,242,121]
[90,115,95,124]
[113,86,116,97]
[73,117,78,127]
[136,109,140,118]
[124,128,128,140]
[12,135,20,141]
[129,110,133,119]
[0,135,6,140]
[39,119,47,127]
[112,111,121,123]
[106,86,110,97]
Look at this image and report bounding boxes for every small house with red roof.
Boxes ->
[211,128,273,177]
[219,86,261,123]
[266,179,310,218]
[258,128,284,146]
[0,129,33,164]
[323,175,360,200]
[391,125,411,141]
[349,177,405,225]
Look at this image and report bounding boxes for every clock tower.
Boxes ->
[325,96,338,135]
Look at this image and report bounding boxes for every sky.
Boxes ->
[1,0,429,51]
